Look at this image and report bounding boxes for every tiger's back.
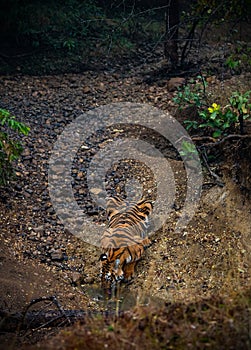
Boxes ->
[99,196,153,289]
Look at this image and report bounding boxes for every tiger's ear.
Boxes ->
[99,253,108,261]
[137,200,153,215]
[106,196,122,219]
[106,205,118,220]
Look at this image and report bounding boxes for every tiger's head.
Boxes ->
[99,250,125,288]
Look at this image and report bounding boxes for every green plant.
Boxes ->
[169,0,249,66]
[180,140,199,164]
[173,76,207,109]
[224,42,251,74]
[6,0,104,54]
[183,91,251,138]
[117,36,135,50]
[229,90,251,134]
[63,38,77,51]
[0,108,30,185]
[197,103,238,138]
[225,55,240,70]
[180,140,197,157]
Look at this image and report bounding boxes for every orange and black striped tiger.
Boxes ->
[99,195,153,290]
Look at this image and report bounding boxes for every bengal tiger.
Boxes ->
[99,195,153,290]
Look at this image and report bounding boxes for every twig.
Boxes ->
[0,309,83,332]
[193,134,251,148]
[201,149,225,187]
[22,295,72,326]
[0,51,38,59]
[192,136,217,143]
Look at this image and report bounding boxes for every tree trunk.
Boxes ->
[164,0,180,68]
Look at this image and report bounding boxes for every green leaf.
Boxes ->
[184,120,198,130]
[212,130,222,138]
[210,111,218,120]
[222,122,230,129]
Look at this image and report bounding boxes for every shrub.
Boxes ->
[0,108,29,186]
[173,79,251,137]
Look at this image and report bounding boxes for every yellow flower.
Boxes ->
[208,103,220,113]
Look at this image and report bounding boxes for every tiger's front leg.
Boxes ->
[142,237,151,249]
[123,261,137,281]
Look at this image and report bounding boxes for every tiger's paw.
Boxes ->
[123,274,135,284]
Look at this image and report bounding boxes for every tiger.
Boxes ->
[99,195,153,290]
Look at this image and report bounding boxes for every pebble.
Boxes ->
[50,250,65,261]
[167,77,185,91]
[71,272,83,284]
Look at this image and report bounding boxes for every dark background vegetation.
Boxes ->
[0,0,250,75]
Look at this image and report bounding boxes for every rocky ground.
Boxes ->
[0,39,251,348]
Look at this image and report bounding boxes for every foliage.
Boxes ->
[197,103,239,138]
[225,55,240,70]
[229,90,251,117]
[194,0,249,21]
[0,0,105,54]
[173,80,251,138]
[3,0,163,53]
[0,108,30,186]
[225,43,251,73]
[197,91,251,137]
[172,76,208,110]
[174,0,250,66]
[229,90,251,134]
[180,140,199,164]
[0,0,166,73]
[0,0,250,74]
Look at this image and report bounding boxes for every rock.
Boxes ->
[22,148,31,157]
[167,77,185,91]
[206,75,219,84]
[32,207,40,212]
[33,225,44,233]
[71,272,83,285]
[89,188,104,195]
[77,171,84,178]
[50,249,64,261]
[98,83,106,92]
[83,86,91,93]
[14,184,22,192]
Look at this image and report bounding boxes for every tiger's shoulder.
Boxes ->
[106,195,153,222]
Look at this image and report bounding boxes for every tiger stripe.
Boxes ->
[99,195,153,290]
